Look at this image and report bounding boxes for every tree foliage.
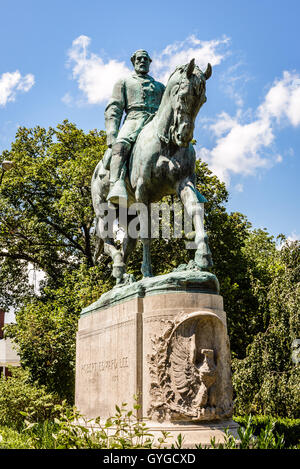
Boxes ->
[232,240,300,418]
[4,263,113,402]
[1,121,298,414]
[0,121,106,308]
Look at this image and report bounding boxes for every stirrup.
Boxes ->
[107,179,128,207]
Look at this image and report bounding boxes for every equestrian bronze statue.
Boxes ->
[91,50,213,284]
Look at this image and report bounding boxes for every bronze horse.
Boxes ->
[91,59,213,283]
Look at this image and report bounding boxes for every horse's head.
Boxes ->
[167,59,212,147]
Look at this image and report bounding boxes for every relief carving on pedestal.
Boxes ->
[147,311,233,422]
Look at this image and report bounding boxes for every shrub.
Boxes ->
[1,402,295,449]
[195,415,286,449]
[0,367,61,430]
[21,402,294,450]
[234,415,300,448]
[20,400,171,449]
[0,426,33,449]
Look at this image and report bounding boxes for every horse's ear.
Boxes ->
[204,63,212,80]
[186,58,195,78]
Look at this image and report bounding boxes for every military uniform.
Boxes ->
[105,73,165,148]
[104,71,165,206]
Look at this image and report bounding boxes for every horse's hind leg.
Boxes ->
[178,179,213,270]
[96,214,125,283]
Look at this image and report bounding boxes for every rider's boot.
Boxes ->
[107,142,130,208]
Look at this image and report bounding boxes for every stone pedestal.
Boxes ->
[75,271,238,447]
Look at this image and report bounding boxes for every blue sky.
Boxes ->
[1,0,300,242]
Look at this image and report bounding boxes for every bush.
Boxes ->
[44,407,292,449]
[203,415,286,449]
[0,427,33,449]
[17,400,171,449]
[0,426,33,449]
[0,367,61,430]
[5,301,79,403]
[0,400,295,449]
[234,415,300,448]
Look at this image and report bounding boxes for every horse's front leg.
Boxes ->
[121,213,138,265]
[138,203,153,277]
[142,238,152,277]
[178,180,213,270]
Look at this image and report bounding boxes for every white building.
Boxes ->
[0,309,20,377]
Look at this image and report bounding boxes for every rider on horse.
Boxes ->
[104,49,165,206]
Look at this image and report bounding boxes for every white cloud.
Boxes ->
[287,231,300,242]
[277,231,300,250]
[0,71,35,107]
[66,34,230,104]
[258,71,300,126]
[61,92,73,106]
[151,35,230,84]
[234,183,244,193]
[199,71,300,184]
[208,111,239,137]
[67,35,130,105]
[285,147,295,157]
[219,61,253,108]
[198,112,274,183]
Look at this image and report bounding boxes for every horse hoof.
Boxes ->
[194,253,213,270]
[141,268,153,278]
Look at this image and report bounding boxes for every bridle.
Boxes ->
[170,65,206,145]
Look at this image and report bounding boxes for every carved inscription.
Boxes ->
[80,356,129,377]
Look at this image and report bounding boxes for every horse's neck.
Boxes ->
[155,88,174,144]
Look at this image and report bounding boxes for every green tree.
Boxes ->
[1,121,110,401]
[222,228,278,358]
[0,121,106,308]
[232,240,300,418]
[5,262,113,402]
[197,163,275,358]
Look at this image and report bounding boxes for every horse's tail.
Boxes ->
[91,158,109,264]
